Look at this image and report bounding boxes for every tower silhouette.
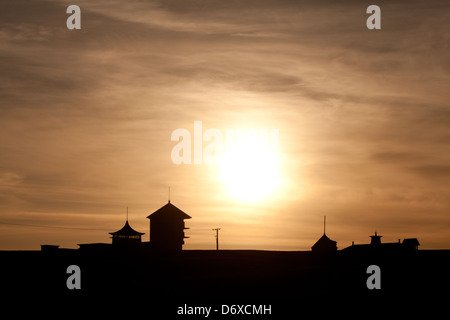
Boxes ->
[147,201,191,251]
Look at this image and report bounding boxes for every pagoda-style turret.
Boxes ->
[109,220,144,247]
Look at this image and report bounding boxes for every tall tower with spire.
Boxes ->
[147,200,191,252]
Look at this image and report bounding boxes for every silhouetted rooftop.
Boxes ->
[312,233,337,252]
[109,220,145,236]
[342,235,420,253]
[146,201,192,220]
[403,238,420,246]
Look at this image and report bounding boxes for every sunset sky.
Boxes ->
[1,0,449,250]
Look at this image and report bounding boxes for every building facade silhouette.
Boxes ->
[147,200,191,252]
[342,232,420,254]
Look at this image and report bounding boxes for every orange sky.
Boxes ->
[1,0,450,250]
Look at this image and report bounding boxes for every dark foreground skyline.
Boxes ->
[1,199,447,315]
[2,248,450,316]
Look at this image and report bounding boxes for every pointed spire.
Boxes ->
[126,206,129,221]
[324,216,326,235]
[168,186,171,203]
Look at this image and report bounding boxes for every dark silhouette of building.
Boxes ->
[78,242,112,253]
[62,201,192,252]
[342,232,420,254]
[402,238,420,250]
[109,219,144,247]
[146,200,191,251]
[311,216,337,253]
[370,231,382,246]
[312,234,338,253]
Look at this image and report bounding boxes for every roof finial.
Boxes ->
[168,186,171,203]
[324,216,326,235]
[126,206,129,221]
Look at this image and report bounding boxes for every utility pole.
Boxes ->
[212,228,221,250]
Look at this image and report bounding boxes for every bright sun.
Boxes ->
[218,131,280,202]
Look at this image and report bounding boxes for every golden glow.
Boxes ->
[218,130,280,202]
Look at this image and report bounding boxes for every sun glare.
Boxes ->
[218,131,280,202]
